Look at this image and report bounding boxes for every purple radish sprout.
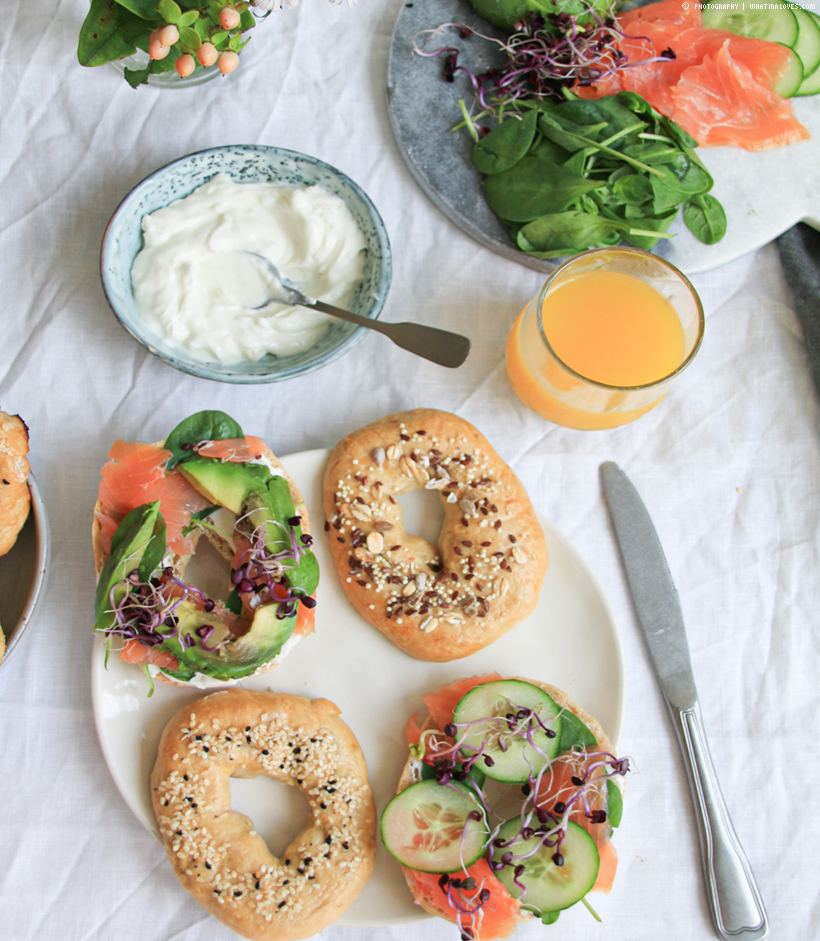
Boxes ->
[413,5,679,118]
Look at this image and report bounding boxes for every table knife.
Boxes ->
[600,462,768,941]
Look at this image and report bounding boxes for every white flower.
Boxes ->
[252,0,358,8]
[252,0,300,10]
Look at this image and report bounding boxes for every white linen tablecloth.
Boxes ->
[1,2,819,940]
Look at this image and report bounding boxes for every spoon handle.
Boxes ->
[310,300,471,368]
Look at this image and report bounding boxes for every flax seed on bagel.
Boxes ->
[323,409,548,661]
[151,689,376,941]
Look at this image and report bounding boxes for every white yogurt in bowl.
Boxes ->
[131,174,366,363]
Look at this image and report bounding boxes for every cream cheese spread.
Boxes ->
[131,174,366,363]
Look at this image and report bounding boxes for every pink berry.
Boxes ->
[220,7,241,29]
[197,42,218,67]
[159,24,179,47]
[175,53,195,77]
[149,39,170,60]
[218,50,239,75]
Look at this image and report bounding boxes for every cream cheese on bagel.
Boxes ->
[323,409,548,661]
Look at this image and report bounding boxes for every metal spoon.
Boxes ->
[243,252,471,368]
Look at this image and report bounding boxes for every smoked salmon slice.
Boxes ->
[403,859,520,940]
[97,439,211,555]
[671,41,810,150]
[579,0,809,150]
[196,436,268,462]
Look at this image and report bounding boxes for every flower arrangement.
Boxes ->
[78,0,358,88]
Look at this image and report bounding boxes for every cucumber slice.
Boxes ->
[702,4,798,46]
[380,780,488,873]
[796,13,820,95]
[793,7,820,77]
[774,48,804,98]
[452,680,562,785]
[796,59,820,94]
[493,817,600,913]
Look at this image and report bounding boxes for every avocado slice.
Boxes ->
[178,458,272,514]
[94,502,162,633]
[169,600,297,681]
[179,458,319,596]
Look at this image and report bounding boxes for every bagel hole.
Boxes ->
[183,536,233,601]
[395,488,446,550]
[229,776,311,858]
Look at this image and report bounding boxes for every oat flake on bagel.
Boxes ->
[323,409,548,661]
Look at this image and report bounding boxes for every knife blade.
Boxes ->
[601,462,768,941]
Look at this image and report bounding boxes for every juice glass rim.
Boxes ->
[536,247,705,393]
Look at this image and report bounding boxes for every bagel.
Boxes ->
[323,409,547,661]
[0,410,30,558]
[151,688,377,941]
[92,411,319,687]
[384,675,627,939]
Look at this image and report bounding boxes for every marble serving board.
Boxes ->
[386,0,820,275]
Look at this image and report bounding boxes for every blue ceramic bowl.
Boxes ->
[101,145,392,383]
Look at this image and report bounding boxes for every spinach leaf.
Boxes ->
[621,141,681,165]
[517,211,624,254]
[650,158,711,213]
[78,0,147,66]
[138,513,167,582]
[663,117,700,152]
[531,136,568,164]
[558,710,598,752]
[561,149,588,176]
[225,588,243,616]
[473,110,538,175]
[606,779,624,828]
[683,194,727,244]
[616,90,655,115]
[611,173,653,206]
[593,95,648,139]
[623,209,678,250]
[165,410,244,469]
[483,156,604,222]
[538,112,609,151]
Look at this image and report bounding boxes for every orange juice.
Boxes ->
[505,250,703,431]
[541,270,686,386]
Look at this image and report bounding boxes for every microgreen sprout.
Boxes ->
[419,694,632,917]
[413,4,677,119]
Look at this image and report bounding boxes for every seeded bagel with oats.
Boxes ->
[323,409,548,661]
[151,689,377,941]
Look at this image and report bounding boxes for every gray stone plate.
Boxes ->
[0,474,50,666]
[387,0,820,274]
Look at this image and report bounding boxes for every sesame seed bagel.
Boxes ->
[151,689,377,941]
[396,677,620,928]
[323,409,548,661]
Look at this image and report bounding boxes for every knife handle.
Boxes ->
[671,703,768,941]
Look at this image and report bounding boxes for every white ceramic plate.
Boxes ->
[0,473,50,665]
[91,448,624,927]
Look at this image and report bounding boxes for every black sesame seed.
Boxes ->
[278,901,287,909]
